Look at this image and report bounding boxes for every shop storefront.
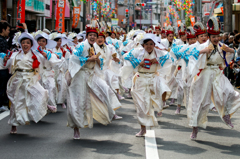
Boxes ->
[233,3,240,31]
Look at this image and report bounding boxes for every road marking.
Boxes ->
[0,111,10,121]
[145,129,159,159]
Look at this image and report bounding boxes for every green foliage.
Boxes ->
[185,16,191,27]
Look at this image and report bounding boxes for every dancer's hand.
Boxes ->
[150,58,158,64]
[113,57,120,63]
[200,47,212,54]
[140,61,145,67]
[3,55,9,62]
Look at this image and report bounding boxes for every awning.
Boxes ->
[233,3,240,13]
[214,8,222,14]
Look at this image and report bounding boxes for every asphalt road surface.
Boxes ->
[0,98,240,159]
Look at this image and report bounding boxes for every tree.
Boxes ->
[223,0,233,32]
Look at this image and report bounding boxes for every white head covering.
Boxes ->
[49,33,68,46]
[68,33,78,40]
[140,33,166,49]
[18,32,39,50]
[77,32,86,40]
[35,31,57,49]
[12,32,22,46]
[43,28,51,34]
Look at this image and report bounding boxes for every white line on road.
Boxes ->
[0,111,10,121]
[145,129,159,159]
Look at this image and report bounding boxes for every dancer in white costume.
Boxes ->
[67,33,79,50]
[168,23,187,114]
[123,34,172,137]
[94,31,125,101]
[4,33,50,134]
[35,31,62,113]
[67,23,121,139]
[182,23,208,110]
[121,30,145,98]
[188,16,240,140]
[175,23,187,45]
[50,33,70,109]
[180,26,197,111]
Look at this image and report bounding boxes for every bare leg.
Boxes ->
[190,127,198,140]
[62,103,67,109]
[136,125,146,137]
[175,104,181,114]
[73,127,80,139]
[10,126,17,134]
[47,105,57,113]
[116,89,124,100]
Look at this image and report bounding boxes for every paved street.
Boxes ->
[0,98,240,159]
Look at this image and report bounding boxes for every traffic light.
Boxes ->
[121,19,123,24]
[125,9,129,18]
[136,3,146,7]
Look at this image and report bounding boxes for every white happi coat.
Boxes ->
[188,41,240,128]
[36,48,62,108]
[124,47,172,127]
[5,50,50,126]
[94,43,124,94]
[67,40,121,128]
[51,47,70,104]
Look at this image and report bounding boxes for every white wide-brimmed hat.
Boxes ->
[49,32,68,46]
[18,32,39,50]
[68,33,78,40]
[43,28,51,34]
[77,32,86,40]
[35,31,57,49]
[140,33,166,49]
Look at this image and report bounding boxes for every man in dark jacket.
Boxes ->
[0,21,11,112]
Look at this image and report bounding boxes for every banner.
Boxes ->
[16,0,26,26]
[220,7,224,14]
[111,18,118,26]
[177,20,182,27]
[72,7,81,29]
[164,22,167,28]
[55,0,66,33]
[190,15,195,26]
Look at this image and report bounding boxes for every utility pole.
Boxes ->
[133,0,135,29]
[83,2,86,30]
[223,0,232,32]
[51,0,55,31]
[197,0,202,22]
[127,0,130,32]
[193,0,198,17]
[69,0,73,32]
[12,0,17,27]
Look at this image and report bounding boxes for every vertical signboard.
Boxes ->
[55,0,66,33]
[17,0,26,26]
[72,7,81,28]
[177,20,181,27]
[190,15,195,26]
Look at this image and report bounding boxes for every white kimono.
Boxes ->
[51,47,70,104]
[188,41,240,128]
[5,50,49,126]
[94,43,124,95]
[36,49,62,109]
[67,40,121,128]
[124,47,172,127]
[168,44,189,105]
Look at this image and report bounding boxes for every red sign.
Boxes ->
[55,0,66,33]
[220,7,224,14]
[177,20,181,27]
[164,23,167,28]
[16,0,26,26]
[190,16,195,26]
[72,7,81,29]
